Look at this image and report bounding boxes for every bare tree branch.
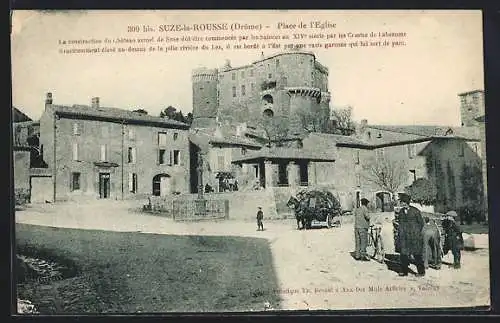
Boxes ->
[362,154,408,195]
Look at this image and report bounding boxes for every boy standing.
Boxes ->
[442,210,464,269]
[257,207,264,231]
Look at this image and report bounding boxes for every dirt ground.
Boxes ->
[15,200,491,311]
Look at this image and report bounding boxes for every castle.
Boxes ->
[191,50,332,136]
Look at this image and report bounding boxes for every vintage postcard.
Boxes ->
[11,10,490,314]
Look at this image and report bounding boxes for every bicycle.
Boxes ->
[366,224,385,263]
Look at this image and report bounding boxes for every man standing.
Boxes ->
[354,198,371,261]
[397,193,425,277]
[256,207,264,231]
[422,216,442,270]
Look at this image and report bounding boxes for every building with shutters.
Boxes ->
[38,93,191,202]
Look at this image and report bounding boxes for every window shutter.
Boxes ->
[156,148,160,165]
[132,147,137,164]
[178,151,182,166]
[70,172,73,191]
[73,143,78,161]
[128,173,133,192]
[169,151,173,166]
[100,145,106,161]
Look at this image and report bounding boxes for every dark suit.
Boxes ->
[257,210,264,231]
[398,206,425,275]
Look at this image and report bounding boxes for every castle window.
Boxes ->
[232,73,236,80]
[241,85,246,96]
[199,87,204,90]
[268,73,272,79]
[232,86,237,97]
[241,147,247,155]
[276,59,280,66]
[71,172,81,191]
[173,132,178,141]
[241,71,245,78]
[355,150,360,164]
[249,69,254,77]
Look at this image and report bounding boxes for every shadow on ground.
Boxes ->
[15,223,281,314]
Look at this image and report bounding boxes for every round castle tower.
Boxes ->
[191,67,219,129]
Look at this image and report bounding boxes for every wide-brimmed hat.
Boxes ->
[399,193,411,203]
[445,210,458,218]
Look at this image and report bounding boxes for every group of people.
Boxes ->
[354,193,465,277]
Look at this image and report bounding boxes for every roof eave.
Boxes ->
[54,111,190,130]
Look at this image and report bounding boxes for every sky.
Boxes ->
[11,10,484,126]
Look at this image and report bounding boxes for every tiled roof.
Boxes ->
[367,125,480,141]
[232,146,336,163]
[12,107,32,123]
[306,132,369,147]
[189,129,262,152]
[50,104,190,129]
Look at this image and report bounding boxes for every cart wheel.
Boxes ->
[326,214,332,228]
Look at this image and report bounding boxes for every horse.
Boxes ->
[286,195,306,230]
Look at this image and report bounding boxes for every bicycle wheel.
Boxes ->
[366,232,376,258]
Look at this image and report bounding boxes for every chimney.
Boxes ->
[223,59,231,70]
[45,92,53,109]
[91,97,100,109]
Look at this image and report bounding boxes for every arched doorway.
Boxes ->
[152,174,171,196]
[375,191,393,212]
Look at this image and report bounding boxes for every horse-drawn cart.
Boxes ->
[287,189,343,230]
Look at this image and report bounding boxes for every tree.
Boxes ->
[362,154,408,196]
[160,106,177,119]
[329,106,356,135]
[296,107,325,133]
[159,106,193,125]
[258,116,289,147]
[132,108,148,115]
[460,163,485,223]
[405,178,437,206]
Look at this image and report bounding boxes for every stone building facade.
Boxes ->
[191,51,331,136]
[459,89,485,127]
[39,93,191,202]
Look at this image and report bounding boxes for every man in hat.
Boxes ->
[354,198,371,261]
[256,207,264,231]
[397,193,426,276]
[442,210,464,269]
